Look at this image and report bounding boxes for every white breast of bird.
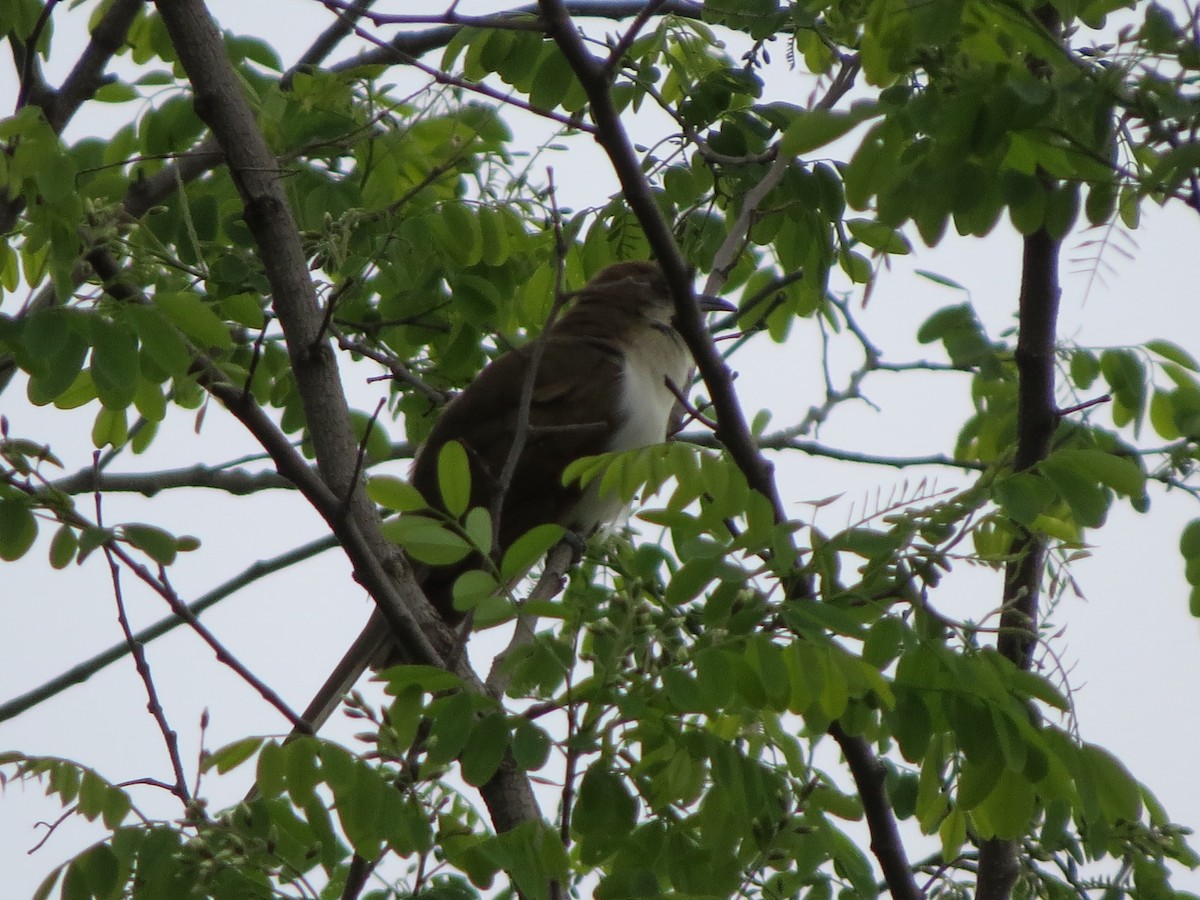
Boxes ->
[569,328,691,532]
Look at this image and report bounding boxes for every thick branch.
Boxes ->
[51,463,294,496]
[48,0,146,132]
[153,0,543,838]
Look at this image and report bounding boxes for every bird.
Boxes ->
[293,260,735,733]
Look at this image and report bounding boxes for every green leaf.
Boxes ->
[92,405,129,449]
[381,514,472,565]
[478,205,510,266]
[89,317,140,410]
[573,763,638,841]
[939,806,967,863]
[22,308,88,404]
[1039,455,1110,528]
[204,736,263,774]
[101,786,130,829]
[94,82,139,103]
[994,471,1055,527]
[75,844,120,897]
[1046,448,1145,498]
[1150,390,1180,440]
[256,740,285,798]
[127,306,192,377]
[664,555,721,606]
[957,751,1004,811]
[77,769,108,821]
[1080,742,1143,823]
[500,523,564,581]
[425,690,477,767]
[439,202,483,267]
[460,713,509,786]
[0,499,37,561]
[863,616,906,667]
[1180,519,1200,559]
[827,825,876,897]
[452,568,498,612]
[154,291,234,351]
[1008,669,1070,711]
[846,218,911,254]
[325,755,386,859]
[122,523,178,565]
[977,768,1037,840]
[1100,348,1146,426]
[464,506,493,554]
[1147,338,1200,371]
[1069,349,1100,389]
[781,104,878,156]
[48,525,78,569]
[367,475,427,512]
[219,291,265,328]
[511,718,551,771]
[437,440,472,517]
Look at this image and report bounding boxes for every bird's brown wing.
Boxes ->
[410,335,623,616]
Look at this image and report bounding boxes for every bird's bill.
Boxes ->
[698,294,737,314]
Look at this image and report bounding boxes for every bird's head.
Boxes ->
[571,260,736,329]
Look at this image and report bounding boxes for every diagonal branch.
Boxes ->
[152,0,544,840]
[0,534,337,725]
[48,0,147,132]
[537,9,922,900]
[536,0,785,527]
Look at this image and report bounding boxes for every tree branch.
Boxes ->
[0,535,337,725]
[153,0,544,841]
[47,0,146,132]
[332,0,704,72]
[980,228,1061,900]
[538,9,924,900]
[536,0,786,532]
[50,463,295,496]
[829,723,925,900]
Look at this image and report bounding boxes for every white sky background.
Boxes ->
[2,1,1200,896]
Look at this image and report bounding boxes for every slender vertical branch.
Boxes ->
[979,227,1061,900]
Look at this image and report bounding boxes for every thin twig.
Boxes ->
[93,453,191,804]
[0,534,337,724]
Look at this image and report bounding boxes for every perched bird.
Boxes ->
[296,260,735,731]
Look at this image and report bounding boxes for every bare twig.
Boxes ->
[93,453,191,804]
[665,376,718,431]
[599,0,668,79]
[0,534,337,724]
[110,541,313,733]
